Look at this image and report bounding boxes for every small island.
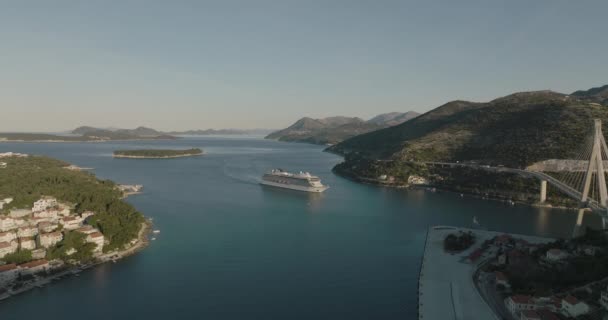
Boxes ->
[113,148,203,159]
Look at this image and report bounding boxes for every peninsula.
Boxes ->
[0,153,150,301]
[113,148,203,159]
[0,126,177,142]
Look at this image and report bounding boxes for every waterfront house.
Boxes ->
[546,249,568,262]
[60,216,82,230]
[0,241,18,258]
[17,226,38,238]
[80,211,95,220]
[0,197,13,209]
[561,295,590,317]
[19,237,36,250]
[0,231,17,243]
[0,263,19,286]
[86,232,105,252]
[495,271,510,289]
[0,216,16,232]
[32,197,58,213]
[19,259,49,275]
[31,248,46,260]
[407,175,428,185]
[505,295,536,315]
[9,208,31,218]
[38,232,63,248]
[520,310,541,320]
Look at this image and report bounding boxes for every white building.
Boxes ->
[86,232,105,253]
[0,216,16,232]
[562,296,590,318]
[495,271,510,289]
[60,216,82,230]
[0,162,6,169]
[33,209,59,220]
[80,211,95,220]
[12,217,27,228]
[38,232,63,248]
[408,175,428,185]
[546,249,568,262]
[0,231,17,243]
[57,204,71,217]
[505,295,536,315]
[19,259,49,275]
[17,226,38,238]
[38,222,58,233]
[0,241,18,258]
[0,197,13,209]
[562,296,590,317]
[31,248,46,260]
[0,263,19,286]
[32,198,58,213]
[29,216,51,226]
[19,237,36,250]
[9,209,31,218]
[76,225,97,235]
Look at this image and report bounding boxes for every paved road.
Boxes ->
[424,161,604,212]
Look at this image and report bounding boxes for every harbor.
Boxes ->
[418,226,554,320]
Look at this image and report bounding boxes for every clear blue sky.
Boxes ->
[1,0,607,131]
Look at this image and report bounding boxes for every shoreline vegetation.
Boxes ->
[113,148,203,159]
[0,155,151,302]
[0,219,152,302]
[331,158,580,210]
[0,133,177,143]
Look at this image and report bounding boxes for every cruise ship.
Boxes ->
[261,169,329,193]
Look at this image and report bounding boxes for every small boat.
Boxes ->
[153,230,160,234]
[151,237,156,241]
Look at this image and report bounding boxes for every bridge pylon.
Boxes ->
[574,119,608,237]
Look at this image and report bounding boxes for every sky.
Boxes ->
[1,0,608,132]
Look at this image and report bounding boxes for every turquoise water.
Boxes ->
[0,137,598,319]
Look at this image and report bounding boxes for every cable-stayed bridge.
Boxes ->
[425,119,608,237]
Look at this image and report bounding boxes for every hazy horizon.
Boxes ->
[2,0,608,132]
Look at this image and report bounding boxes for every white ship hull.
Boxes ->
[260,180,329,193]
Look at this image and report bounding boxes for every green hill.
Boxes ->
[328,89,608,168]
[265,112,419,145]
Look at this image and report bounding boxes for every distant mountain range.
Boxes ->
[71,126,176,140]
[72,126,273,137]
[328,85,608,170]
[265,111,420,145]
[165,128,273,135]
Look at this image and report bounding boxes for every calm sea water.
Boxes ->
[0,137,599,319]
